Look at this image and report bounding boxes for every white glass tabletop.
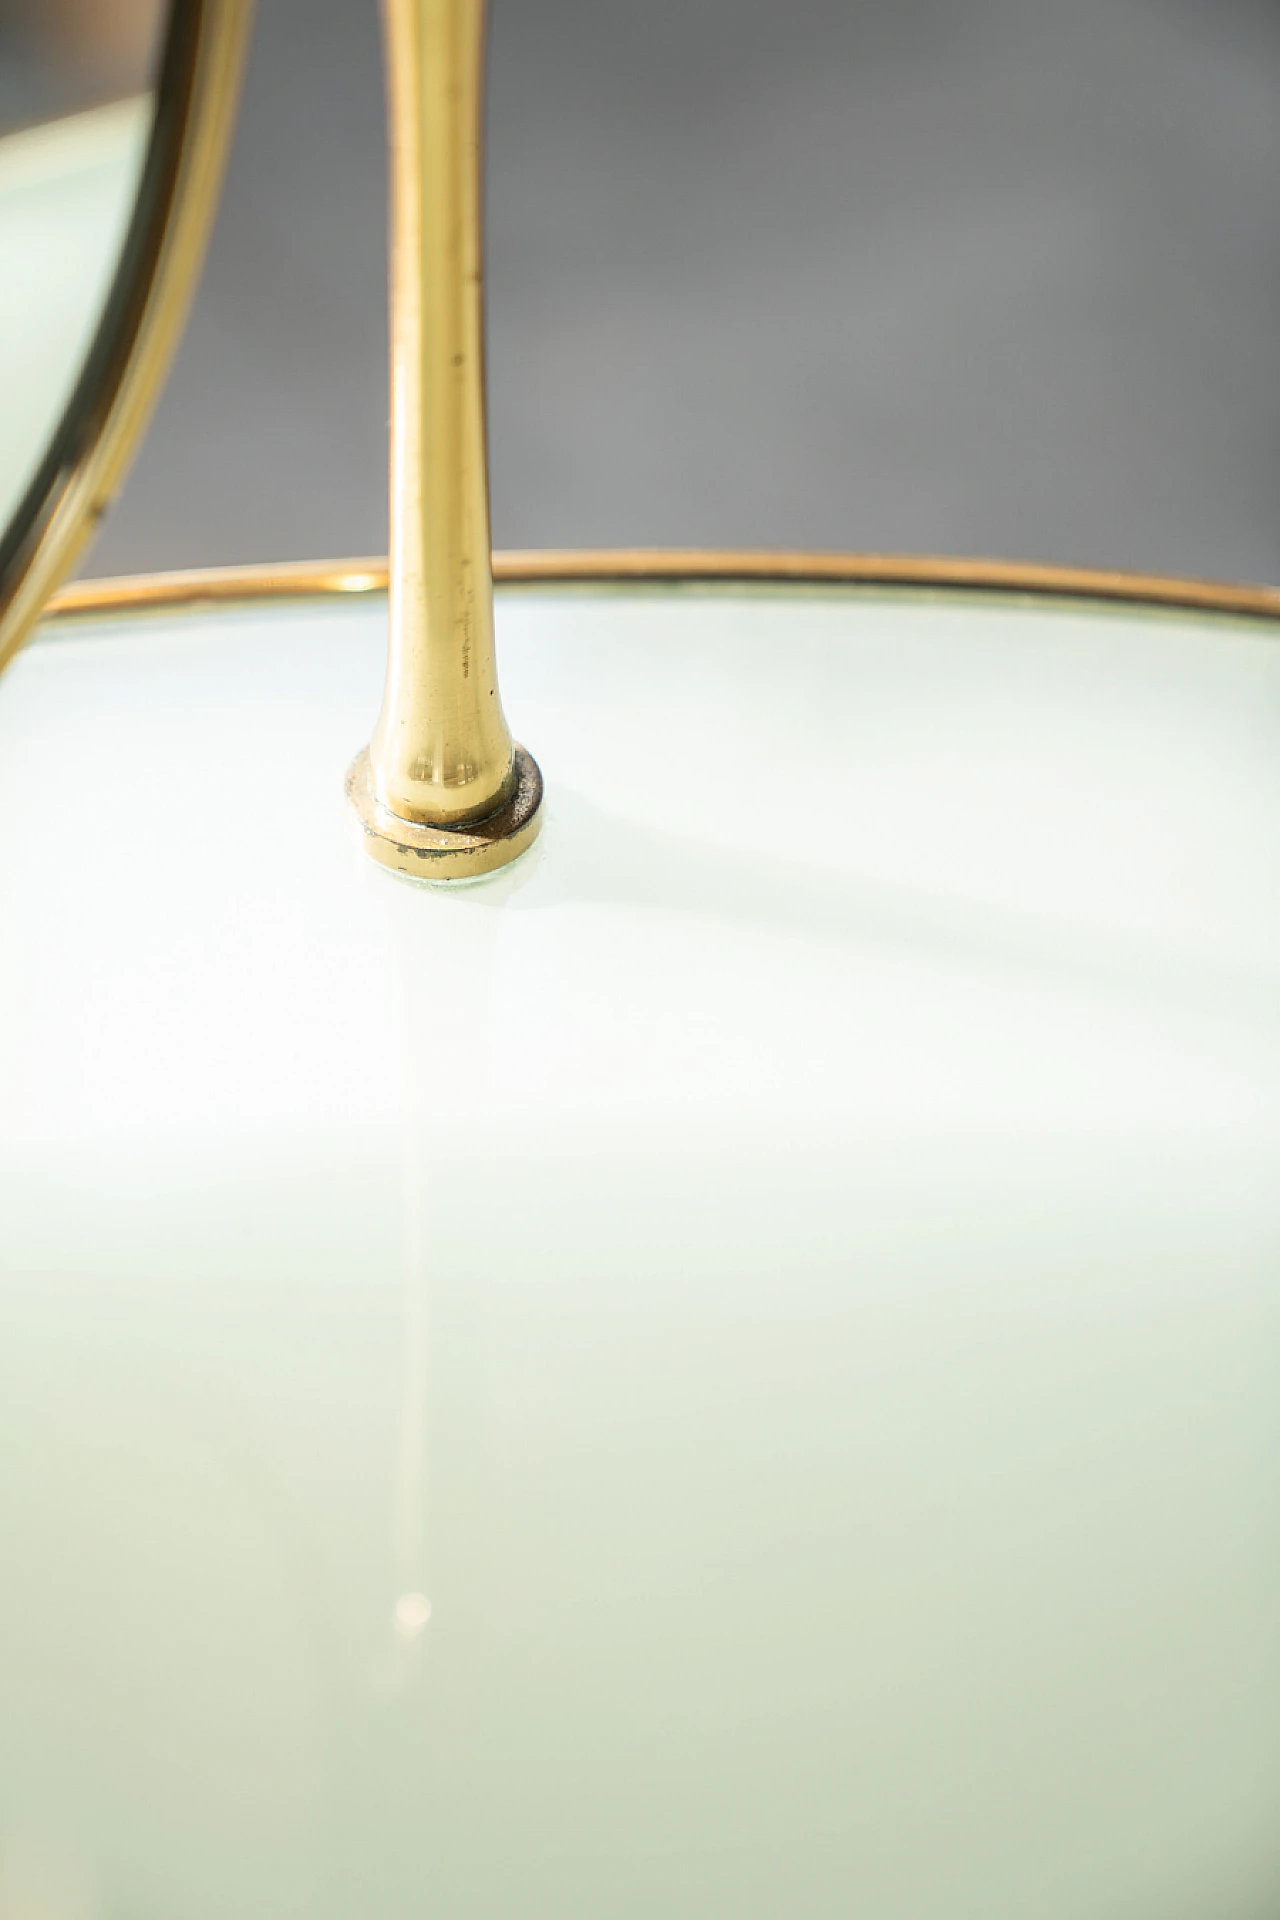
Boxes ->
[1,581,1278,1917]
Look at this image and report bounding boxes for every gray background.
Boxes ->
[86,0,1280,583]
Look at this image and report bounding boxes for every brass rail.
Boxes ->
[46,551,1280,626]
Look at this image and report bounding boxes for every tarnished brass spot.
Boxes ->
[345,742,543,883]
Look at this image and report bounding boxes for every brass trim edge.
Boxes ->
[43,550,1280,626]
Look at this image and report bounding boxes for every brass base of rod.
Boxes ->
[345,745,543,882]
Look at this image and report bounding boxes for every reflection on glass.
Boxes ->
[0,0,165,544]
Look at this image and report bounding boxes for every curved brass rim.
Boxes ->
[43,549,1280,626]
[0,0,254,679]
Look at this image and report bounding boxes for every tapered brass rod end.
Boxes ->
[348,0,542,881]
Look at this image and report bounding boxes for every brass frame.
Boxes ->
[43,551,1280,628]
[0,0,253,680]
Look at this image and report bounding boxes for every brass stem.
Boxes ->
[348,0,542,878]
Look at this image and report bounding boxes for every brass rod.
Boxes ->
[348,0,541,879]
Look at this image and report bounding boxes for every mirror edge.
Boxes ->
[0,0,254,680]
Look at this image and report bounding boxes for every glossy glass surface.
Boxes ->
[1,584,1279,1915]
[0,3,164,541]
